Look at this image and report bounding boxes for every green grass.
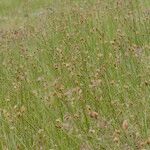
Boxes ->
[0,0,150,149]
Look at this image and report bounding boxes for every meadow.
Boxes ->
[0,0,150,149]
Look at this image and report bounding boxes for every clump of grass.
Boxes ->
[0,0,150,149]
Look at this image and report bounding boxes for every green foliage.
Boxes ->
[0,0,150,149]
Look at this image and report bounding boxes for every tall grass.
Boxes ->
[0,0,150,149]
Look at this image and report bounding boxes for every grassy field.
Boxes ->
[0,0,150,149]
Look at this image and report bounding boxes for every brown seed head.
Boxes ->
[122,120,128,130]
[113,137,119,143]
[89,111,98,119]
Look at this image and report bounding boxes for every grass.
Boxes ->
[0,0,150,149]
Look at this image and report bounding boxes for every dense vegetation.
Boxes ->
[0,0,150,149]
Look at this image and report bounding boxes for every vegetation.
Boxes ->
[0,0,150,149]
